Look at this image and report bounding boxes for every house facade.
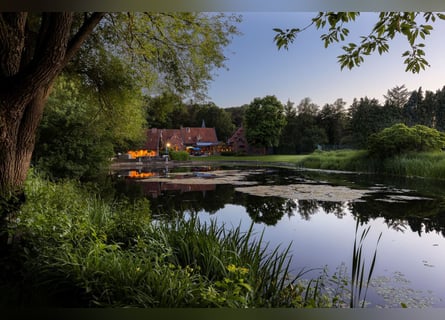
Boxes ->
[144,127,220,155]
[227,127,266,155]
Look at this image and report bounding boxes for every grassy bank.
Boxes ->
[200,150,445,180]
[382,152,445,180]
[196,151,370,170]
[1,171,348,308]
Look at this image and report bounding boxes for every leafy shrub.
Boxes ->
[368,123,445,158]
[169,151,190,161]
[412,125,445,151]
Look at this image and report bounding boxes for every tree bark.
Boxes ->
[0,86,52,195]
[0,12,104,217]
[1,13,74,197]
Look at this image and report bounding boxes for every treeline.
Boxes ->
[240,85,445,154]
[147,84,445,155]
[33,83,445,181]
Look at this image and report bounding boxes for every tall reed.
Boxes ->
[350,220,382,308]
[154,217,298,306]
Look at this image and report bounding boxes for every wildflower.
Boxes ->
[227,264,237,273]
[238,267,249,275]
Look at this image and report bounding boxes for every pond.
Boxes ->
[112,164,445,308]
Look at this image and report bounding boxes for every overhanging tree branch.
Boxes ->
[274,12,445,73]
[64,12,105,64]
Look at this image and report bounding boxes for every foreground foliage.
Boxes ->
[1,172,355,307]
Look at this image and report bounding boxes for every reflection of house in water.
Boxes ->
[120,168,217,198]
[139,182,216,198]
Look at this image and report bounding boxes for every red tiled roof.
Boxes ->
[145,127,218,151]
[144,128,160,150]
[181,127,218,145]
[227,127,245,145]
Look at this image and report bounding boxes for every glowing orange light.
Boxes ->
[127,149,157,159]
[128,170,155,179]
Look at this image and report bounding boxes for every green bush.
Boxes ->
[169,151,190,161]
[368,123,445,158]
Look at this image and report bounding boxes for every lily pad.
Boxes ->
[235,184,371,202]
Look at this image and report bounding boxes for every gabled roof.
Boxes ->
[144,127,219,150]
[181,127,218,145]
[144,128,161,150]
[145,128,183,150]
[227,127,246,145]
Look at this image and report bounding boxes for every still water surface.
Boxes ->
[114,165,445,307]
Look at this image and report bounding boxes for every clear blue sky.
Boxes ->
[207,12,445,108]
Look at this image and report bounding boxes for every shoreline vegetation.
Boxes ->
[112,149,445,181]
[192,149,445,180]
[2,149,442,308]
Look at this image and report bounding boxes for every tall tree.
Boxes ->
[33,67,146,180]
[283,99,296,118]
[0,12,240,202]
[383,85,411,109]
[295,98,327,153]
[278,97,328,154]
[192,102,235,142]
[318,98,347,146]
[244,95,286,151]
[297,97,319,116]
[145,92,186,129]
[347,97,386,147]
[0,13,104,201]
[278,99,298,154]
[225,105,247,128]
[434,86,445,131]
[417,90,437,128]
[403,87,424,126]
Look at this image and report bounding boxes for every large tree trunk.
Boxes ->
[1,13,74,202]
[0,12,104,198]
[0,13,104,245]
[0,86,52,251]
[0,86,52,197]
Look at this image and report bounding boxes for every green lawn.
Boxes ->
[194,154,309,164]
[196,150,367,169]
[195,149,445,180]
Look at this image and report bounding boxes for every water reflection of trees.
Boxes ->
[349,197,445,237]
[320,201,348,219]
[112,178,445,236]
[150,184,236,216]
[241,195,296,225]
